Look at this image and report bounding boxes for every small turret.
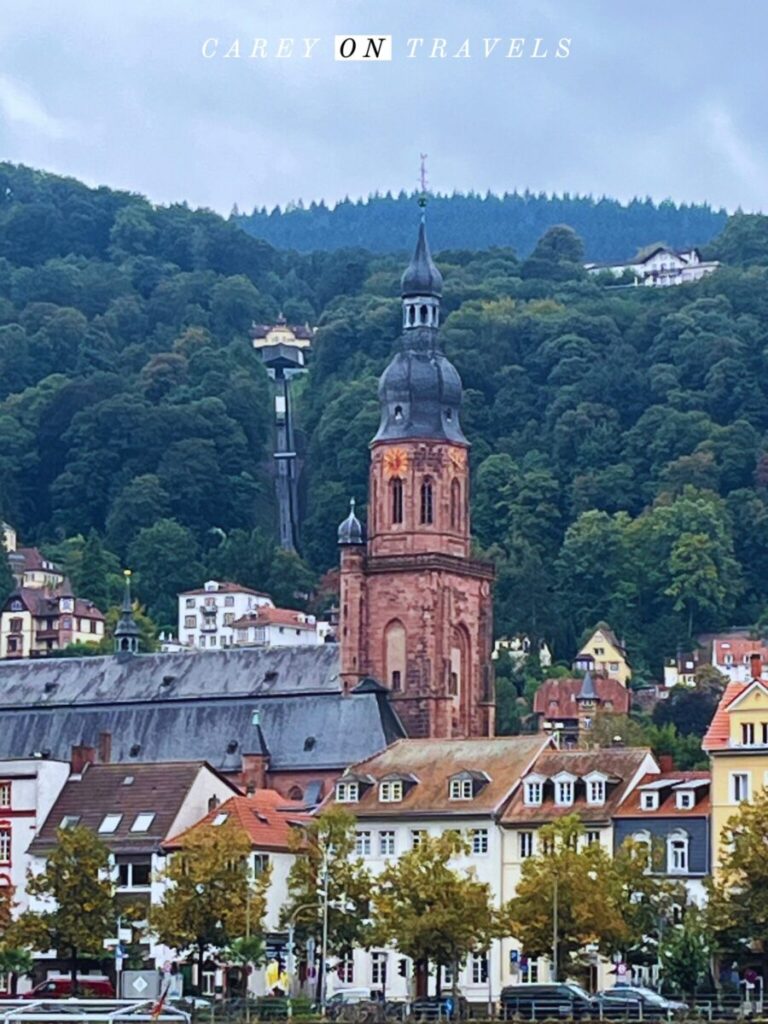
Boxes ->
[114,569,140,656]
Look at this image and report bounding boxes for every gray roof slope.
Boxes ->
[0,692,402,772]
[0,645,340,708]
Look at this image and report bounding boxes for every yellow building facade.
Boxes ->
[704,661,768,870]
[574,625,631,686]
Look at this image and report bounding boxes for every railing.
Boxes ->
[0,1000,190,1023]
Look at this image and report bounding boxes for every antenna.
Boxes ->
[418,154,429,208]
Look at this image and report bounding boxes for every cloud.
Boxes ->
[0,74,74,140]
[704,103,768,207]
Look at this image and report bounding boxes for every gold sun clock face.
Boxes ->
[448,449,466,471]
[383,448,409,478]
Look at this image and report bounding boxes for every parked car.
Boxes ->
[500,983,597,1020]
[327,989,374,1008]
[598,986,689,1019]
[23,976,116,999]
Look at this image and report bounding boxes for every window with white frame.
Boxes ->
[117,860,151,889]
[524,780,543,806]
[555,780,574,805]
[411,829,425,849]
[379,780,403,803]
[337,958,354,984]
[731,772,750,803]
[443,962,454,984]
[130,812,155,833]
[742,722,755,745]
[449,778,473,800]
[585,831,600,846]
[471,954,488,984]
[518,831,534,858]
[355,831,372,857]
[336,781,359,803]
[371,952,387,985]
[0,828,9,864]
[378,830,395,857]
[587,778,606,804]
[668,831,689,873]
[472,829,489,855]
[675,791,694,810]
[641,791,659,811]
[0,784,11,808]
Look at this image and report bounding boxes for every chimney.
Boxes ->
[751,652,762,680]
[658,754,675,772]
[71,744,96,774]
[98,731,112,764]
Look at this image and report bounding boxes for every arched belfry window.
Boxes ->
[391,478,404,525]
[420,477,434,525]
[450,479,461,529]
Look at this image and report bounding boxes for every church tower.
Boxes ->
[338,208,495,738]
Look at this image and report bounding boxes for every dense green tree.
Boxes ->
[128,519,203,627]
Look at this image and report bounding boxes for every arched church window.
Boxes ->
[420,304,428,324]
[391,478,403,524]
[420,477,433,524]
[384,620,406,693]
[408,305,416,325]
[450,479,461,529]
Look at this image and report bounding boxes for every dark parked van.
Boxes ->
[501,983,597,1020]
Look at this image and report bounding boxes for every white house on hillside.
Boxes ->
[586,247,719,287]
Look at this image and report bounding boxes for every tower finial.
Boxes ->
[418,154,429,207]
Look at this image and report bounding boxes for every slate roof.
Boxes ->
[533,676,630,718]
[613,771,710,818]
[501,747,653,825]
[29,761,236,855]
[3,588,104,621]
[0,647,404,772]
[328,736,550,818]
[166,791,311,852]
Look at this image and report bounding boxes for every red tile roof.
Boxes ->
[16,547,62,573]
[165,791,312,852]
[500,747,653,824]
[232,608,315,630]
[613,771,710,817]
[712,637,768,667]
[533,676,630,718]
[3,587,104,620]
[702,680,748,751]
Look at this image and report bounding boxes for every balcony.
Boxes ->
[200,621,217,633]
[35,630,59,641]
[201,605,218,616]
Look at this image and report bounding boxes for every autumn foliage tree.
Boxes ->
[371,831,499,1001]
[10,826,117,994]
[151,820,269,993]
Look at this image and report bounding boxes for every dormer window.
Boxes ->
[380,780,403,803]
[584,774,607,805]
[524,779,543,806]
[449,778,473,801]
[675,790,694,810]
[336,781,359,803]
[552,773,576,807]
[641,791,659,811]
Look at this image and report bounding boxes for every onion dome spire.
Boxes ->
[114,569,140,656]
[337,498,364,546]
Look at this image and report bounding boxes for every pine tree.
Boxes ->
[0,534,15,606]
[76,530,111,610]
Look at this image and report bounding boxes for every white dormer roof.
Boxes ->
[551,770,578,783]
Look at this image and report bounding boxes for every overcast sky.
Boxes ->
[0,0,765,215]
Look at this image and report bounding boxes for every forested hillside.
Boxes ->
[237,190,728,261]
[2,162,768,703]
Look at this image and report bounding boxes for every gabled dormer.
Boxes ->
[448,769,490,802]
[552,770,577,806]
[378,772,419,803]
[725,680,768,749]
[582,770,609,806]
[522,772,546,806]
[335,772,375,804]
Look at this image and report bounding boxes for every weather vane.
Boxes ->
[418,153,428,208]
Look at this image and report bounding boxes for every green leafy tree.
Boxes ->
[0,534,14,606]
[282,808,372,967]
[707,789,768,976]
[152,820,269,994]
[372,831,499,1002]
[128,518,203,627]
[659,908,710,997]
[9,826,117,994]
[76,529,114,609]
